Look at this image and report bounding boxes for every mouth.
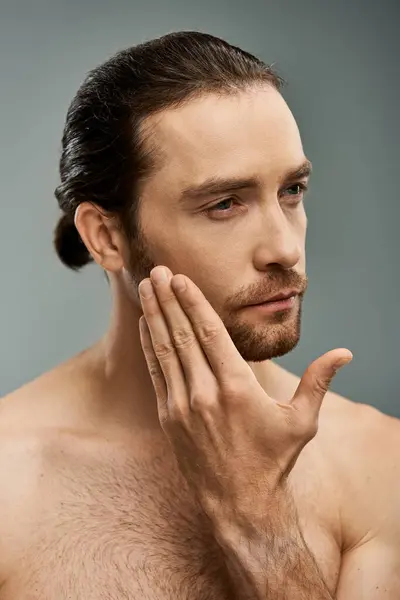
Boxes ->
[243,290,300,315]
[249,290,300,306]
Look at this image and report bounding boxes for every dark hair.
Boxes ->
[53,30,284,270]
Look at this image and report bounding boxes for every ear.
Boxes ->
[74,202,127,272]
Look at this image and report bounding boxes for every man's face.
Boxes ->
[127,85,309,362]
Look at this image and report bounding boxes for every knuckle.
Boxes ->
[148,361,162,380]
[153,340,175,359]
[190,390,215,412]
[172,327,197,349]
[311,374,331,399]
[219,375,248,401]
[197,320,220,346]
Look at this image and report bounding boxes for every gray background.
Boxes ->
[0,0,399,415]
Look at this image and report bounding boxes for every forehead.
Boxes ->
[144,86,305,193]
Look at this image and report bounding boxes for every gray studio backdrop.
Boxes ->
[0,0,399,415]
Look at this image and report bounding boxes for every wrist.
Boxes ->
[202,488,333,600]
[208,494,310,600]
[207,486,301,552]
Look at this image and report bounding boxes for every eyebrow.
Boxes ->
[179,159,313,203]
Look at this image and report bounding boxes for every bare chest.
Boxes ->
[2,444,342,600]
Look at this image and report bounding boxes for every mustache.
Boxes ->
[232,270,308,307]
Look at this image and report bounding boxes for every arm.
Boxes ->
[212,489,334,600]
[138,267,351,600]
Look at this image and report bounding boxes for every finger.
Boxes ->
[291,348,353,417]
[138,316,168,420]
[169,272,253,386]
[149,266,217,394]
[139,278,188,415]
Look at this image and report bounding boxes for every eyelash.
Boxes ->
[204,182,309,218]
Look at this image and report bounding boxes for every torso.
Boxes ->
[0,354,390,600]
[0,433,235,600]
[0,424,342,600]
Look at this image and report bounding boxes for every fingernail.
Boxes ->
[151,267,168,285]
[139,279,154,299]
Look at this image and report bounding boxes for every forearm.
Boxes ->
[208,490,333,600]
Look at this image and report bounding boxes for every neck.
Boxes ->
[91,282,298,434]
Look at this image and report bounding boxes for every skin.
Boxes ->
[137,265,352,598]
[124,86,310,363]
[0,84,399,598]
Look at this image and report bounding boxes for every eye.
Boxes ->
[283,182,309,203]
[204,197,240,218]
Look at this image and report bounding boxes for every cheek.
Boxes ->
[142,229,233,311]
[155,239,230,302]
[142,211,219,272]
[291,205,307,252]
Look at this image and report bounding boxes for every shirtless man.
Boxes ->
[0,30,399,599]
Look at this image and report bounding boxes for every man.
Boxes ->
[0,30,399,599]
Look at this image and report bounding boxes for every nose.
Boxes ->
[253,205,303,271]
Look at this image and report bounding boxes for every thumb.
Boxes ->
[291,348,353,416]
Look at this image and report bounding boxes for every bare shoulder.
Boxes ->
[322,389,400,447]
[316,392,400,595]
[0,360,95,584]
[0,383,58,480]
[0,412,53,583]
[322,391,400,551]
[323,390,400,472]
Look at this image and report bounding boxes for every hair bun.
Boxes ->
[53,213,92,270]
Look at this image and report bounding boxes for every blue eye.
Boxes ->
[211,198,235,211]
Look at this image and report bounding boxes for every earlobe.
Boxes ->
[74,202,125,272]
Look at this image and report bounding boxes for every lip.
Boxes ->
[249,290,300,306]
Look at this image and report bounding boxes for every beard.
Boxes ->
[223,296,304,362]
[127,229,307,364]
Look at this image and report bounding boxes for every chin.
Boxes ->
[224,304,302,363]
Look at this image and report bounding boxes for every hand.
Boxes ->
[138,265,352,520]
